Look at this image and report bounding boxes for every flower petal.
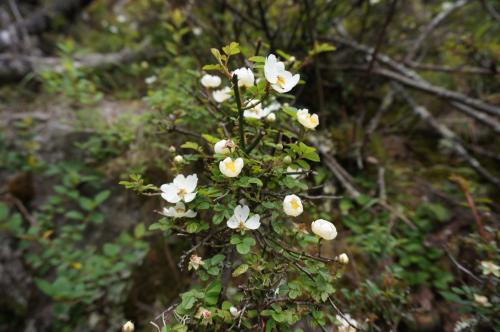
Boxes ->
[245,214,261,230]
[184,174,198,192]
[227,215,239,229]
[234,204,250,222]
[183,192,197,203]
[160,183,180,203]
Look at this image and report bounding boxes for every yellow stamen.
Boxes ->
[177,188,187,198]
[307,114,318,125]
[276,75,285,87]
[226,161,236,172]
[290,199,300,210]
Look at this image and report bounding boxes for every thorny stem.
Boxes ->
[232,74,246,150]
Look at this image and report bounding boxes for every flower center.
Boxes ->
[175,207,185,213]
[276,75,286,87]
[306,114,318,125]
[290,199,300,210]
[226,161,237,172]
[177,188,187,198]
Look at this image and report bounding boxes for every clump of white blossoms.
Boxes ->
[283,194,303,217]
[219,157,244,177]
[311,219,338,240]
[264,54,300,93]
[212,86,232,103]
[161,202,197,219]
[200,74,222,88]
[227,204,261,231]
[161,174,198,203]
[214,139,236,155]
[297,108,319,129]
[233,67,255,87]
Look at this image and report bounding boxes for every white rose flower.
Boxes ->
[480,261,499,277]
[229,306,240,317]
[473,294,491,307]
[338,253,349,264]
[227,204,261,230]
[188,254,204,271]
[161,202,197,219]
[212,86,232,103]
[145,75,157,85]
[122,321,134,332]
[219,157,244,177]
[264,54,300,93]
[283,194,303,217]
[243,99,272,119]
[160,174,198,203]
[214,139,236,155]
[266,113,276,122]
[297,109,319,129]
[200,74,222,88]
[336,314,358,332]
[311,219,337,240]
[233,67,254,87]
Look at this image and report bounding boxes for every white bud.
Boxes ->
[266,113,276,122]
[174,155,184,163]
[338,253,349,264]
[122,321,134,332]
[168,145,176,153]
[311,219,337,240]
[283,156,292,164]
[275,143,283,150]
[229,306,240,317]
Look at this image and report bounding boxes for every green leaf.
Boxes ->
[232,264,249,277]
[222,42,240,56]
[202,64,224,71]
[103,243,120,257]
[202,134,220,144]
[134,223,146,238]
[65,210,84,220]
[249,56,265,63]
[180,141,202,152]
[94,190,110,205]
[204,280,222,305]
[79,197,95,211]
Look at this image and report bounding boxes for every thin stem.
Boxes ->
[232,74,246,150]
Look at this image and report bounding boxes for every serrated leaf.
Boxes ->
[232,264,249,277]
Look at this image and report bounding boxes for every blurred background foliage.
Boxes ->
[0,0,498,331]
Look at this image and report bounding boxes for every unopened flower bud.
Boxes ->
[174,155,184,163]
[338,253,349,264]
[266,113,276,122]
[283,156,292,164]
[168,145,176,153]
[275,143,283,151]
[229,306,240,317]
[122,321,134,332]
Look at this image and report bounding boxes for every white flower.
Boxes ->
[264,54,300,93]
[200,74,222,88]
[243,99,269,119]
[122,321,134,332]
[233,67,254,88]
[283,194,303,217]
[243,99,272,119]
[473,294,491,307]
[263,101,281,113]
[297,109,319,129]
[229,306,240,317]
[286,166,303,179]
[266,113,276,122]
[480,261,499,277]
[117,14,127,23]
[227,204,261,230]
[188,254,204,270]
[173,155,184,163]
[109,25,119,33]
[160,174,198,203]
[338,253,349,264]
[369,0,381,4]
[193,27,203,36]
[219,157,244,177]
[336,314,358,332]
[145,75,157,85]
[213,86,232,103]
[214,139,235,155]
[168,145,176,152]
[311,219,337,240]
[161,202,197,219]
